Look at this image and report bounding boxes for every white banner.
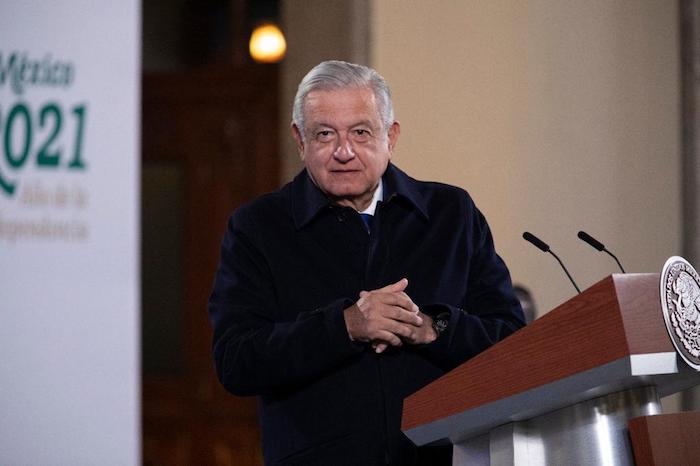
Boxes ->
[0,1,140,464]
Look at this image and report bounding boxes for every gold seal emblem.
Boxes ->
[661,256,700,370]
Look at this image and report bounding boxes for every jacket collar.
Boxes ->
[290,163,429,230]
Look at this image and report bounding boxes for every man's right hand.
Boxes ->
[343,278,423,353]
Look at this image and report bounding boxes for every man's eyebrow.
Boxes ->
[307,120,375,132]
[350,120,374,128]
[309,122,334,130]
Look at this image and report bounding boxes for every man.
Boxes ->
[209,60,525,466]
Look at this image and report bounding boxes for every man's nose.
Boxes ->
[332,134,356,162]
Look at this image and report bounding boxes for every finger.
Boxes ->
[387,322,416,340]
[363,292,418,317]
[374,278,408,294]
[368,317,418,341]
[373,329,403,347]
[388,292,420,314]
[404,324,438,346]
[375,342,388,353]
[357,290,416,316]
[371,340,389,351]
[382,306,423,326]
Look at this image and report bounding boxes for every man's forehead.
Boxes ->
[303,87,382,125]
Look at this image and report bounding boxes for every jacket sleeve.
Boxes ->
[208,213,364,397]
[417,202,526,372]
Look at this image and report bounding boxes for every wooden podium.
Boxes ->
[402,274,700,465]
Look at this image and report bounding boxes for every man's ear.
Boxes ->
[387,121,400,157]
[291,122,305,160]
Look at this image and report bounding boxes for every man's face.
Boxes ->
[292,86,400,211]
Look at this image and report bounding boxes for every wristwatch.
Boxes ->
[431,312,450,337]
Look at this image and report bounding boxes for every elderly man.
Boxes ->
[209,60,525,466]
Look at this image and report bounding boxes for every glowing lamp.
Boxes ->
[249,23,287,63]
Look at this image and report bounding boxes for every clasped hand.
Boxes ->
[344,278,436,353]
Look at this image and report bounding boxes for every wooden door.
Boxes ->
[141,65,279,466]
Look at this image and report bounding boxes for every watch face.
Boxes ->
[434,319,448,333]
[432,313,449,334]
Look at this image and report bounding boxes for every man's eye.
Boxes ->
[316,130,334,141]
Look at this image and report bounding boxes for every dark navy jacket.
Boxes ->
[209,164,525,465]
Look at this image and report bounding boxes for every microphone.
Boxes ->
[522,231,550,252]
[577,231,626,273]
[523,231,581,294]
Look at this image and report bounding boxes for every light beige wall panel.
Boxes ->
[372,0,681,314]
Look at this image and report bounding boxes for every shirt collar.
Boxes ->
[359,180,382,216]
[291,163,429,230]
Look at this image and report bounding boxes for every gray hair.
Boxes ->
[292,60,395,139]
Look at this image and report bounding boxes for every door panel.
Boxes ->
[142,65,279,466]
